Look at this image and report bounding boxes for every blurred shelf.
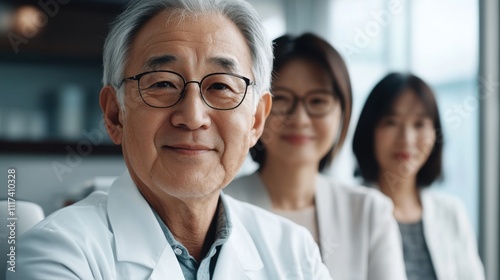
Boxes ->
[0,140,122,155]
[0,1,124,60]
[0,1,126,155]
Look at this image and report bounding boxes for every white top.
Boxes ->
[224,172,408,280]
[9,171,331,280]
[274,206,319,243]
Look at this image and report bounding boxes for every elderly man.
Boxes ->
[9,0,331,279]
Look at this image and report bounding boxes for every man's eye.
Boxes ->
[208,83,229,90]
[150,81,176,89]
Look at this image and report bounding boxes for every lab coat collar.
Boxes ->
[214,195,264,278]
[107,171,184,278]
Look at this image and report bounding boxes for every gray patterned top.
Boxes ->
[398,220,438,280]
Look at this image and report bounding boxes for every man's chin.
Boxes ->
[154,177,224,198]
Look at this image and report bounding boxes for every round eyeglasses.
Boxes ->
[271,87,337,118]
[122,70,254,110]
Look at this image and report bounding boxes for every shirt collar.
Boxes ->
[152,194,233,261]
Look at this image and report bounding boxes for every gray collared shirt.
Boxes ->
[152,194,232,280]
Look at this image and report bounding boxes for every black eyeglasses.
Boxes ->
[122,70,254,110]
[271,86,337,118]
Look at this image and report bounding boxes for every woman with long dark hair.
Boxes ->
[353,72,484,280]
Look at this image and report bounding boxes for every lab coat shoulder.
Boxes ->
[8,191,117,280]
[421,189,473,229]
[321,179,395,216]
[316,177,407,280]
[421,189,485,280]
[10,174,168,280]
[223,194,332,279]
[421,189,478,246]
[328,180,398,238]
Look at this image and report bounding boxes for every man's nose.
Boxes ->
[170,83,211,130]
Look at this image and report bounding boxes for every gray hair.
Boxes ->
[102,0,273,110]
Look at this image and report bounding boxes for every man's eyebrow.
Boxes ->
[143,55,177,70]
[143,55,241,73]
[209,56,239,73]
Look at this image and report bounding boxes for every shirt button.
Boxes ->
[209,249,216,257]
[174,248,182,255]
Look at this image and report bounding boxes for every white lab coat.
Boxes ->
[8,172,331,280]
[419,189,485,280]
[224,172,408,280]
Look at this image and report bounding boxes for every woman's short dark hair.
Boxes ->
[352,72,443,187]
[250,33,352,172]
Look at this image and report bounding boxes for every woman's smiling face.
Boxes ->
[262,58,341,169]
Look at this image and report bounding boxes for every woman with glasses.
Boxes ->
[224,33,407,280]
[352,73,485,280]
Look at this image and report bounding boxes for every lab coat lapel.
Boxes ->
[212,205,263,279]
[315,175,340,265]
[420,189,446,280]
[108,172,184,279]
[147,245,185,280]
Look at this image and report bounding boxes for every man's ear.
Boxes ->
[250,91,272,147]
[100,86,123,145]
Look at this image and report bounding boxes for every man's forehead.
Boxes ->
[132,10,244,48]
[127,10,252,74]
[142,54,240,73]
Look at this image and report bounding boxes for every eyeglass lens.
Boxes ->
[271,88,335,117]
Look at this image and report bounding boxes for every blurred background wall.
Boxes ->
[0,0,498,278]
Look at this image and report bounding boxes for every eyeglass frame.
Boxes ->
[121,70,255,110]
[271,86,337,118]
